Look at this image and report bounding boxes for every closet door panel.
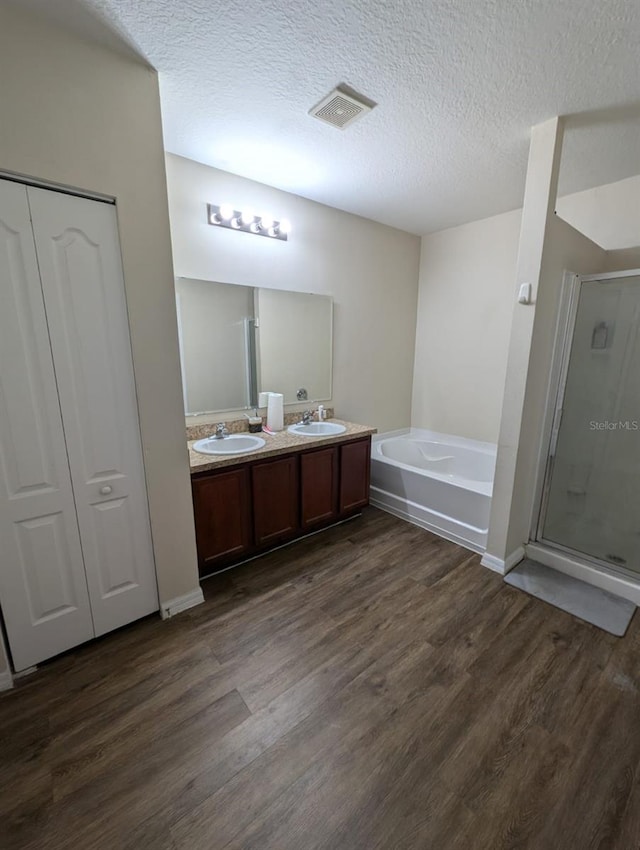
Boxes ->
[0,180,94,670]
[28,187,158,635]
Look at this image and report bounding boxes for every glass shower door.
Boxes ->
[539,274,640,574]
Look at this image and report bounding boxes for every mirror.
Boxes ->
[176,278,333,415]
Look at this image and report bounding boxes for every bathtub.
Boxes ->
[370,429,497,552]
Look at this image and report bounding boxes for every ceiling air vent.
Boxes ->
[309,85,376,130]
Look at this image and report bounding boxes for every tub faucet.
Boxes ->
[214,423,229,439]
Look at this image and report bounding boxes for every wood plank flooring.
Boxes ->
[2,507,640,849]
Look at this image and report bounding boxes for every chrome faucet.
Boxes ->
[214,423,229,439]
[300,410,314,425]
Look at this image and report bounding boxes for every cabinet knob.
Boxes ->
[99,485,113,495]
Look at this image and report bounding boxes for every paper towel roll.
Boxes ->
[266,392,284,432]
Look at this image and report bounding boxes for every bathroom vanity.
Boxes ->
[189,422,374,576]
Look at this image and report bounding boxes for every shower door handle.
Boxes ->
[549,407,563,458]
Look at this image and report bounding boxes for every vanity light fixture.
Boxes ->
[207,204,289,241]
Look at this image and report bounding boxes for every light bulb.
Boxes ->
[231,216,242,229]
[210,211,221,225]
[279,218,291,235]
[219,204,234,220]
[260,213,274,230]
[241,209,255,225]
[268,226,278,238]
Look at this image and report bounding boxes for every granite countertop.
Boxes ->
[188,419,377,474]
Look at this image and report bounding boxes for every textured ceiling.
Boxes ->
[17,0,640,234]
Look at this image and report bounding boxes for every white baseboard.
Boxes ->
[481,546,525,575]
[0,669,14,692]
[480,553,505,573]
[160,587,204,620]
[13,665,37,679]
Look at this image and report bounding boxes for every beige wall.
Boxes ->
[413,174,640,445]
[412,209,522,442]
[166,154,421,434]
[557,175,640,251]
[484,117,566,566]
[605,247,640,272]
[497,216,607,558]
[0,0,200,656]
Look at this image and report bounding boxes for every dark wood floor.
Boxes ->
[2,507,640,849]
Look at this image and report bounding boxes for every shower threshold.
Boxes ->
[525,541,640,607]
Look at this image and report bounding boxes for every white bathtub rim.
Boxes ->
[372,428,496,496]
[373,427,497,455]
[372,449,493,496]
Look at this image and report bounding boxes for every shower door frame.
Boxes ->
[532,267,640,582]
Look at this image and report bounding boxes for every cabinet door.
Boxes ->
[252,456,299,547]
[339,438,371,514]
[300,447,338,530]
[28,188,158,636]
[192,469,251,570]
[0,180,94,671]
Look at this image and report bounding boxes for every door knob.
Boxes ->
[99,485,113,495]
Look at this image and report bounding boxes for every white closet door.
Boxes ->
[0,180,94,671]
[28,187,158,635]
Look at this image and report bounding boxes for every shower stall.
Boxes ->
[531,269,640,599]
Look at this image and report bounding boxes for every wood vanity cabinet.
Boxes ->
[300,446,339,530]
[192,467,252,569]
[191,436,371,576]
[339,439,371,513]
[252,456,299,546]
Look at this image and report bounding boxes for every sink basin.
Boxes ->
[193,434,266,455]
[287,422,347,437]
